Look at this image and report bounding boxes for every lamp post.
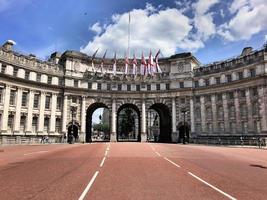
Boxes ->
[69,106,77,144]
[181,108,187,144]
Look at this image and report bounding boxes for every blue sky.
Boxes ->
[0,0,267,64]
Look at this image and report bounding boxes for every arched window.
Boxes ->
[217,106,224,119]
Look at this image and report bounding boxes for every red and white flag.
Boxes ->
[132,53,137,75]
[140,52,147,76]
[124,52,130,74]
[155,49,162,73]
[113,52,117,75]
[148,50,155,76]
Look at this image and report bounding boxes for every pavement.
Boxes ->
[0,143,266,200]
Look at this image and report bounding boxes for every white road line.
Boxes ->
[100,157,106,167]
[188,172,237,200]
[104,150,108,157]
[164,157,181,168]
[24,151,48,156]
[149,144,155,151]
[155,151,161,157]
[78,171,99,200]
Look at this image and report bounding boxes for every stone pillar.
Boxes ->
[190,98,195,134]
[80,96,86,142]
[37,92,45,134]
[222,93,230,133]
[110,98,117,142]
[234,90,242,133]
[26,90,34,134]
[49,93,57,134]
[211,94,218,133]
[1,85,10,133]
[14,88,22,134]
[245,88,254,132]
[200,96,206,133]
[258,87,267,133]
[141,99,147,142]
[62,95,68,135]
[171,97,178,142]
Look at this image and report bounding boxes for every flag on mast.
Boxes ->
[124,52,129,74]
[155,49,162,73]
[140,52,147,76]
[132,53,137,75]
[100,50,107,73]
[91,49,99,72]
[148,50,155,76]
[113,52,117,75]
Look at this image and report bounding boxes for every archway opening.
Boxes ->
[148,103,172,143]
[117,104,141,142]
[178,122,190,144]
[86,102,110,142]
[67,124,79,143]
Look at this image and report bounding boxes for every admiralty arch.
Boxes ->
[0,40,267,145]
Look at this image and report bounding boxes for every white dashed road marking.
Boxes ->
[24,151,48,156]
[78,171,99,200]
[164,157,181,168]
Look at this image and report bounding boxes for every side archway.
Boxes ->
[117,104,141,142]
[148,103,172,143]
[86,102,110,142]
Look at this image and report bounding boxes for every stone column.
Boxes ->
[245,88,254,132]
[14,88,22,134]
[171,97,178,142]
[234,90,242,133]
[200,96,206,133]
[211,94,218,133]
[37,92,45,134]
[49,93,57,134]
[62,95,68,135]
[258,87,267,132]
[1,85,10,133]
[80,96,86,142]
[222,93,230,133]
[190,98,195,134]
[141,99,147,142]
[110,98,117,142]
[26,90,34,134]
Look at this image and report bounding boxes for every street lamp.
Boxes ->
[181,107,187,144]
[69,106,77,144]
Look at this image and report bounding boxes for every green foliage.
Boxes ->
[93,123,110,133]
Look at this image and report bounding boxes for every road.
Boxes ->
[0,143,266,200]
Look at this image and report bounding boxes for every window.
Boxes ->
[9,90,16,105]
[207,123,213,133]
[25,71,30,80]
[74,80,79,87]
[72,97,77,103]
[217,106,224,119]
[205,79,210,86]
[194,81,199,88]
[97,83,101,90]
[252,103,259,116]
[0,88,3,103]
[147,84,151,91]
[156,84,160,90]
[13,67,18,77]
[180,98,185,104]
[88,82,92,89]
[136,85,140,91]
[179,82,184,88]
[229,122,236,133]
[45,96,51,109]
[1,64,6,73]
[252,88,258,96]
[226,74,232,82]
[107,83,111,91]
[166,83,170,90]
[32,117,38,133]
[7,114,14,131]
[21,92,28,107]
[127,85,131,91]
[238,71,243,80]
[229,106,235,118]
[36,74,41,82]
[206,107,212,119]
[218,122,225,132]
[240,104,247,117]
[58,78,63,86]
[44,117,49,133]
[215,77,220,84]
[48,76,52,84]
[55,118,61,133]
[195,96,200,103]
[34,94,39,108]
[228,92,234,100]
[240,90,246,98]
[205,95,211,102]
[217,94,222,101]
[118,84,122,91]
[56,97,62,110]
[20,116,26,132]
[250,68,256,77]
[195,108,201,119]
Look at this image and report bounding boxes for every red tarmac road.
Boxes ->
[0,143,266,200]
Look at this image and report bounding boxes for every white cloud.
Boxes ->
[265,35,267,42]
[0,0,31,13]
[219,0,267,41]
[89,22,102,35]
[81,3,204,57]
[193,0,219,15]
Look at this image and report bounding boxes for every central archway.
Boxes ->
[86,102,110,142]
[117,104,141,142]
[148,103,172,143]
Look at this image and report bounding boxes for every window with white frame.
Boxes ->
[9,90,16,106]
[32,117,38,133]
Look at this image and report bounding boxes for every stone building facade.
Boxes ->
[0,40,267,144]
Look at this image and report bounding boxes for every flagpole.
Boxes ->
[127,12,131,58]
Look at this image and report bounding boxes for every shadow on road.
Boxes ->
[250,164,267,169]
